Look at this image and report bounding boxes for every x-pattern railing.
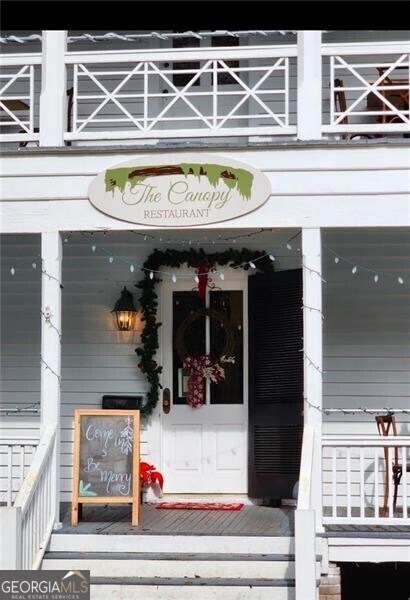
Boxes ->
[67,49,295,139]
[0,64,36,134]
[329,52,410,129]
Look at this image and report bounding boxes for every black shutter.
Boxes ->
[248,269,303,499]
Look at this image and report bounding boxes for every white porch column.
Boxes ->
[302,228,323,529]
[39,31,67,147]
[41,233,62,528]
[297,31,322,140]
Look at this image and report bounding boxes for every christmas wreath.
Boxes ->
[135,248,274,418]
[176,308,236,408]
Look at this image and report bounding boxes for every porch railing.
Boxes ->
[322,435,410,526]
[322,41,410,135]
[0,438,39,506]
[64,45,297,141]
[1,39,409,145]
[13,425,56,569]
[0,53,41,143]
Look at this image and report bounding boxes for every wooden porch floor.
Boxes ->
[57,502,294,537]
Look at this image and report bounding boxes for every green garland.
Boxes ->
[135,248,274,418]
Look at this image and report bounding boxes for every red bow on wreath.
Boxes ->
[183,354,235,408]
[193,263,211,299]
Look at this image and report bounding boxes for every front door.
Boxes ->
[161,273,247,494]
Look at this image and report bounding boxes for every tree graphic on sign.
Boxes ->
[118,417,133,455]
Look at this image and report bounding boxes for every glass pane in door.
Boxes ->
[209,290,243,404]
[172,291,205,404]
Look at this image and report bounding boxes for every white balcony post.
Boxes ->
[41,233,62,528]
[39,31,67,146]
[297,31,322,140]
[302,228,323,530]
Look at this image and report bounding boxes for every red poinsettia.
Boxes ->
[140,461,164,489]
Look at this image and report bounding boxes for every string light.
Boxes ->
[302,261,327,283]
[41,309,62,339]
[249,261,256,269]
[149,271,154,280]
[8,230,408,287]
[300,349,324,374]
[40,357,61,382]
[172,273,177,283]
[32,262,37,269]
[0,402,40,415]
[302,305,325,319]
[303,396,410,416]
[130,265,135,273]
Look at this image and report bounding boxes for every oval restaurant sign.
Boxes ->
[88,154,271,227]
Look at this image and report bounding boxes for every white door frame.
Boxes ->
[159,266,249,494]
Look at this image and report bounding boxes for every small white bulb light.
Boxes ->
[130,265,135,273]
[398,277,404,285]
[149,271,154,280]
[219,271,225,280]
[249,261,256,269]
[109,256,114,263]
[10,267,15,275]
[92,245,96,252]
[352,266,357,274]
[269,254,275,262]
[172,273,177,283]
[194,275,199,283]
[286,243,292,250]
[32,262,37,269]
[374,274,379,283]
[334,256,340,264]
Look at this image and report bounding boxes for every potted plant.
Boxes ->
[140,461,164,503]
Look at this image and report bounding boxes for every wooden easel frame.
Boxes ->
[71,409,140,526]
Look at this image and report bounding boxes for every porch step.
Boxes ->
[89,578,297,599]
[48,533,298,554]
[42,551,303,579]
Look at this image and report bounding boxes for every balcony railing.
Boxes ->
[0,53,41,144]
[0,40,409,145]
[65,45,297,140]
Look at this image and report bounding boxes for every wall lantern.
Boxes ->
[111,286,138,331]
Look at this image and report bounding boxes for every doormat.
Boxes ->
[152,501,244,511]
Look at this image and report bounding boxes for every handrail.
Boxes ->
[297,425,315,510]
[0,438,39,446]
[14,426,56,516]
[322,40,410,55]
[65,44,298,63]
[323,436,410,447]
[0,53,42,66]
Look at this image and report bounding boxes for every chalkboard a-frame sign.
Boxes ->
[71,409,140,526]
